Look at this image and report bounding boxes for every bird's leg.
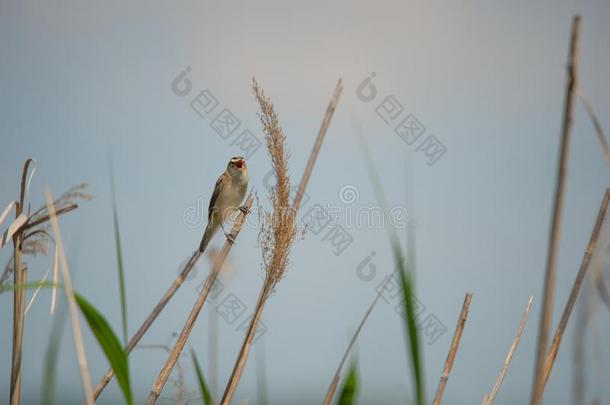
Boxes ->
[237,205,251,215]
[220,222,236,245]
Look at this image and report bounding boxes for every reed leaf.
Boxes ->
[190,348,213,405]
[336,359,359,405]
[75,293,133,405]
[110,163,129,345]
[357,133,424,405]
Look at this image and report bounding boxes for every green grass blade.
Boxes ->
[357,133,425,405]
[110,164,128,345]
[5,281,133,404]
[41,299,67,405]
[190,348,213,405]
[74,293,132,405]
[336,358,359,405]
[0,280,59,293]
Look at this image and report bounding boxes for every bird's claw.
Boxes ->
[238,205,251,215]
[224,232,236,245]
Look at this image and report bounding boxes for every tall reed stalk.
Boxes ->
[92,248,202,398]
[531,15,580,405]
[322,273,392,405]
[541,188,610,389]
[10,159,34,405]
[145,193,253,405]
[220,78,342,405]
[482,296,534,405]
[45,189,95,404]
[432,293,472,405]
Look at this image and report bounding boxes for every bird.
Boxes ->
[199,156,249,253]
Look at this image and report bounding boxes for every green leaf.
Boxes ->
[110,162,128,345]
[0,280,60,293]
[1,281,132,404]
[336,358,358,405]
[74,293,132,405]
[357,133,425,405]
[190,348,213,405]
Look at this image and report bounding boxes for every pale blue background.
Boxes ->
[1,0,610,403]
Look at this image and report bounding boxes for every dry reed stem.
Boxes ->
[482,296,534,405]
[220,282,268,405]
[10,158,34,405]
[145,193,253,405]
[293,79,343,211]
[322,271,393,405]
[572,296,587,405]
[531,15,580,405]
[139,343,190,404]
[540,188,610,389]
[432,293,473,405]
[44,189,95,404]
[22,204,78,231]
[92,248,202,398]
[206,251,221,401]
[24,265,52,314]
[220,78,343,405]
[50,245,59,315]
[577,89,610,164]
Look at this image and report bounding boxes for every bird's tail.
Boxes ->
[199,221,217,253]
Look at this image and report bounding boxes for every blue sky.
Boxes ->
[1,0,610,403]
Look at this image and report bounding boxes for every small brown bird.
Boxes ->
[199,157,249,253]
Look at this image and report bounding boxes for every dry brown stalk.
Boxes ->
[92,248,202,398]
[22,203,78,231]
[432,293,473,405]
[322,270,393,405]
[139,343,193,404]
[541,188,610,389]
[572,296,588,405]
[145,193,253,405]
[482,296,534,405]
[45,189,95,404]
[531,15,580,405]
[10,159,34,405]
[293,78,343,210]
[220,78,342,405]
[577,89,610,164]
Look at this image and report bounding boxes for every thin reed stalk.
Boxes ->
[145,193,253,405]
[220,78,343,405]
[45,189,94,404]
[482,296,534,405]
[432,293,473,405]
[572,296,588,405]
[293,79,343,210]
[531,15,580,405]
[22,204,78,231]
[10,159,34,405]
[541,188,610,389]
[577,89,610,164]
[221,282,269,405]
[92,248,202,399]
[322,271,393,405]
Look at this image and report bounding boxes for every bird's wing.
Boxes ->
[208,173,226,221]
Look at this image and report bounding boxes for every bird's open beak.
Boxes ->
[236,160,244,169]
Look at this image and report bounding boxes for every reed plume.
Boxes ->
[220,77,342,404]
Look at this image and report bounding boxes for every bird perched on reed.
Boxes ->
[199,156,249,253]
